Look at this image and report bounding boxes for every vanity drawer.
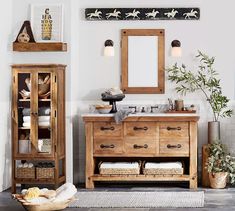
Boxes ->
[159,122,189,138]
[159,138,189,156]
[94,139,123,155]
[94,122,122,139]
[124,122,156,138]
[124,139,156,155]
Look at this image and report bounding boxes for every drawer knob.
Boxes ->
[100,144,115,149]
[167,144,182,149]
[133,144,148,149]
[133,126,148,131]
[167,126,181,131]
[100,126,115,131]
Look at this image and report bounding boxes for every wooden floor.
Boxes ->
[1,184,235,211]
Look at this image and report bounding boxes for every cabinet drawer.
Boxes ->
[124,139,156,155]
[94,139,123,155]
[159,138,189,156]
[94,122,122,139]
[159,122,189,138]
[124,122,156,138]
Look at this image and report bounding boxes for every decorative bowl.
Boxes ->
[95,105,112,114]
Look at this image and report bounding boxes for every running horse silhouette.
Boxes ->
[164,9,178,18]
[145,9,159,19]
[125,9,140,19]
[106,9,121,19]
[87,9,102,19]
[183,9,198,19]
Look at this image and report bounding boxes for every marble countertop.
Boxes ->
[82,113,199,117]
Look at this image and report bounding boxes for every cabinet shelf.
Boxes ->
[19,99,51,102]
[13,42,67,52]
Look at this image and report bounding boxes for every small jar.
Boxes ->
[175,99,184,111]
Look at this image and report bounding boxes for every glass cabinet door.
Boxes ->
[17,72,32,156]
[36,72,53,157]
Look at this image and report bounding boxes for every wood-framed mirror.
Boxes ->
[121,29,165,94]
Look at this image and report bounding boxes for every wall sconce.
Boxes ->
[104,39,114,57]
[171,40,182,57]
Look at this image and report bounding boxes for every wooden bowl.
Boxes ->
[95,105,112,114]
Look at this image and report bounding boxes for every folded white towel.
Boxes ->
[100,162,139,169]
[145,162,182,169]
[54,183,77,202]
[23,122,50,127]
[23,116,50,123]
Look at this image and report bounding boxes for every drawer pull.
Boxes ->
[133,126,148,131]
[100,144,115,149]
[167,144,182,149]
[167,126,181,131]
[100,126,115,131]
[133,144,148,149]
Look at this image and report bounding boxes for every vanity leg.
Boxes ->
[85,122,95,189]
[189,122,198,189]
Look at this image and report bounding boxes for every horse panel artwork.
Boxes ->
[85,8,200,21]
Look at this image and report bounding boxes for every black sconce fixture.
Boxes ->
[104,39,114,56]
[171,39,182,57]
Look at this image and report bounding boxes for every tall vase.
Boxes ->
[208,121,220,144]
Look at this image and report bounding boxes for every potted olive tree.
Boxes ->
[167,51,233,143]
[206,142,235,188]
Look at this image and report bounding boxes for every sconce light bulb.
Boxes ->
[171,39,182,57]
[104,39,114,57]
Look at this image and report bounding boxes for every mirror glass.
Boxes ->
[121,29,165,94]
[128,36,158,87]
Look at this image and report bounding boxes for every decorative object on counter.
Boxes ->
[12,183,77,211]
[101,87,125,113]
[99,161,141,175]
[174,99,184,111]
[171,40,182,57]
[14,20,35,43]
[167,51,233,144]
[95,104,112,114]
[31,4,64,42]
[143,161,184,175]
[85,8,200,20]
[205,142,235,188]
[104,39,114,57]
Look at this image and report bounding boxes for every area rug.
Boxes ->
[69,191,204,208]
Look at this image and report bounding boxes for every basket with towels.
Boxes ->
[99,161,141,175]
[22,107,51,127]
[142,161,184,175]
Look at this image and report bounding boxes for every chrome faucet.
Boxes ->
[150,106,158,113]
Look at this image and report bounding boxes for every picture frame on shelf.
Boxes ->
[31,4,64,42]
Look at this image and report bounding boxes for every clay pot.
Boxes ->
[209,172,228,189]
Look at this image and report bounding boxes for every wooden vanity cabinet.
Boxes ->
[83,115,199,189]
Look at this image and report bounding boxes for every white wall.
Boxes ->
[0,0,12,192]
[1,0,235,191]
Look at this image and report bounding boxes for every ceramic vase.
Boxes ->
[208,121,220,144]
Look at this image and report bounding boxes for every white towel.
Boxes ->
[23,122,50,127]
[23,116,50,123]
[100,162,139,169]
[145,162,182,169]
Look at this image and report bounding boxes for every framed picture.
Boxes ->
[31,4,64,42]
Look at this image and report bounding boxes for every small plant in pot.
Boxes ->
[166,51,233,143]
[206,142,235,188]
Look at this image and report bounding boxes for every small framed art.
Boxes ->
[31,4,64,42]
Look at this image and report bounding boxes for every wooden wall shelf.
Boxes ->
[13,42,67,52]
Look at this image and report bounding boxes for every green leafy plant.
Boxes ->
[206,142,235,184]
[166,51,232,121]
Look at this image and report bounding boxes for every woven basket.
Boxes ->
[16,167,35,179]
[99,162,141,175]
[142,161,184,175]
[209,172,228,189]
[36,168,54,179]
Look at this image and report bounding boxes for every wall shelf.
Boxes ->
[13,42,67,52]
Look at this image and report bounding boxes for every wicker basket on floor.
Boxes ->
[16,167,35,179]
[142,161,184,175]
[36,167,54,179]
[99,161,141,175]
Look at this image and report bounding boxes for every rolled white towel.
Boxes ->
[39,122,50,127]
[54,183,77,202]
[145,162,182,169]
[18,164,23,168]
[100,162,139,169]
[23,122,30,127]
[23,116,50,123]
[28,163,34,168]
[23,163,29,168]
